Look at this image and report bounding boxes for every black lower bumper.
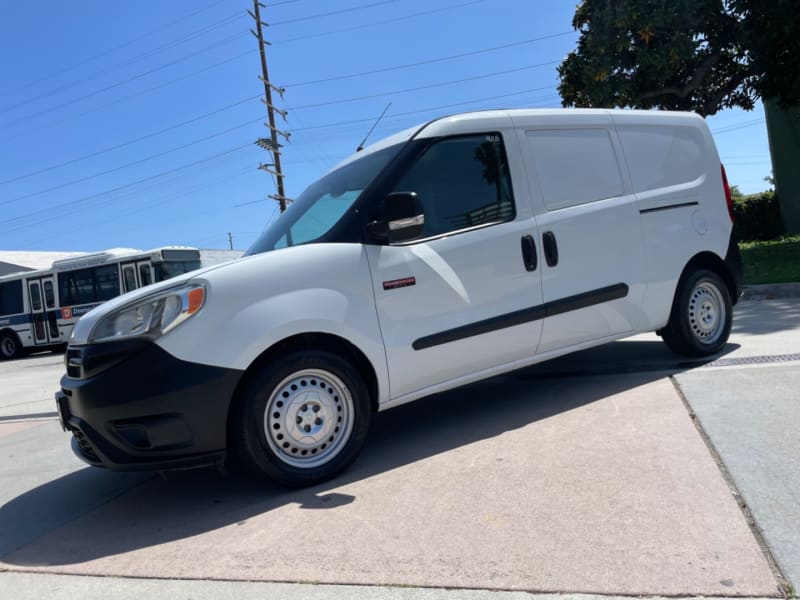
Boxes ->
[57,340,243,471]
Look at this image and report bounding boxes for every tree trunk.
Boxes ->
[764,100,800,235]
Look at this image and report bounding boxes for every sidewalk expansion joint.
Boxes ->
[670,376,793,599]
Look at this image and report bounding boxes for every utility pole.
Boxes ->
[227,232,234,250]
[249,0,291,212]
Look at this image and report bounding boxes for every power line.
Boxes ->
[1,50,254,141]
[0,94,260,185]
[0,31,251,128]
[0,143,253,228]
[272,0,490,45]
[289,60,560,110]
[285,31,573,87]
[269,0,402,26]
[0,118,262,206]
[712,119,765,134]
[0,0,227,100]
[0,16,245,115]
[1,60,559,183]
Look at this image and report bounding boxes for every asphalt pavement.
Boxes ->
[0,298,797,598]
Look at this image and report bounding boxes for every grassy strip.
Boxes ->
[739,235,800,284]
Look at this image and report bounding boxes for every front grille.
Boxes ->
[71,428,100,463]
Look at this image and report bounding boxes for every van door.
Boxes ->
[365,131,544,401]
[513,115,646,354]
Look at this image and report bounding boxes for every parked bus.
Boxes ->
[0,247,201,359]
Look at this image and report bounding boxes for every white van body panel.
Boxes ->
[610,111,730,328]
[156,244,391,403]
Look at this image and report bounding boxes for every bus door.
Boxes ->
[28,277,59,344]
[121,261,154,293]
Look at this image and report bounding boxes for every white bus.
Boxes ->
[0,247,201,359]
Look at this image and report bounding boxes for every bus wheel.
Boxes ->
[231,350,372,487]
[0,332,22,360]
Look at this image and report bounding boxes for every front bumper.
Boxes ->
[57,340,242,471]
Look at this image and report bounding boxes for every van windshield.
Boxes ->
[246,144,402,255]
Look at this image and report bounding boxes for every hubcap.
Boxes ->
[688,281,725,345]
[264,369,354,469]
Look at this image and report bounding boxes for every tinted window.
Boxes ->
[154,260,201,282]
[95,266,120,301]
[526,128,625,210]
[139,264,153,286]
[122,266,137,293]
[391,133,515,238]
[58,265,120,305]
[29,283,42,311]
[0,280,24,316]
[43,281,55,308]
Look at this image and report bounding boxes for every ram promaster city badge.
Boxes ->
[56,109,742,487]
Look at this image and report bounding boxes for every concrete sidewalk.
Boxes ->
[1,374,777,596]
[0,572,785,600]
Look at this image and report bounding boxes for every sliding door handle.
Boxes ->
[543,231,558,267]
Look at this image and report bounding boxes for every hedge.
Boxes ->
[732,191,785,242]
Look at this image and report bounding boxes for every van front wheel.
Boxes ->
[660,269,732,357]
[232,350,372,487]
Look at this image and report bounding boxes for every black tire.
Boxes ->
[0,331,23,360]
[231,350,372,487]
[660,269,733,357]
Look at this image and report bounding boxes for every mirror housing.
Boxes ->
[367,192,425,243]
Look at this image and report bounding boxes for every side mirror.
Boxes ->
[367,192,425,243]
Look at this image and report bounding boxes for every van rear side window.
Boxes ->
[526,128,625,211]
[616,125,705,193]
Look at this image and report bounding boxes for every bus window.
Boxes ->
[29,283,42,311]
[0,280,24,316]
[59,265,120,305]
[95,265,120,300]
[43,280,55,309]
[122,265,137,293]
[139,263,153,287]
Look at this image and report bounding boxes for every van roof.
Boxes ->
[335,108,704,171]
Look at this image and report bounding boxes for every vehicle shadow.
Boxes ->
[0,339,736,567]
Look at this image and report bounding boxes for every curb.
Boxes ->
[741,282,800,301]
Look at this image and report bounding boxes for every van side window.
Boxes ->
[391,133,515,238]
[526,129,624,211]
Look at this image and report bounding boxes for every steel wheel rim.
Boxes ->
[264,368,354,469]
[688,281,725,345]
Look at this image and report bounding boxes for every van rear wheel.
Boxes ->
[231,350,372,487]
[660,269,732,357]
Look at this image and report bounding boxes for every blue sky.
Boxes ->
[0,0,773,252]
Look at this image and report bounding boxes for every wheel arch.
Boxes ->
[676,251,739,308]
[226,332,380,444]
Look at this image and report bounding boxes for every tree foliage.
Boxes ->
[558,0,800,116]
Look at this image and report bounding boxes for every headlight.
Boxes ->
[90,285,205,343]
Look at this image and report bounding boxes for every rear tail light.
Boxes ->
[721,164,734,222]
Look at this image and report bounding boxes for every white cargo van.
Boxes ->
[56,109,742,486]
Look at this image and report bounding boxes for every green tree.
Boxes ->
[558,0,800,117]
[557,0,800,233]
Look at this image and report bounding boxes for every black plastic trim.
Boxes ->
[59,340,242,471]
[413,283,629,350]
[724,227,744,302]
[639,201,699,214]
